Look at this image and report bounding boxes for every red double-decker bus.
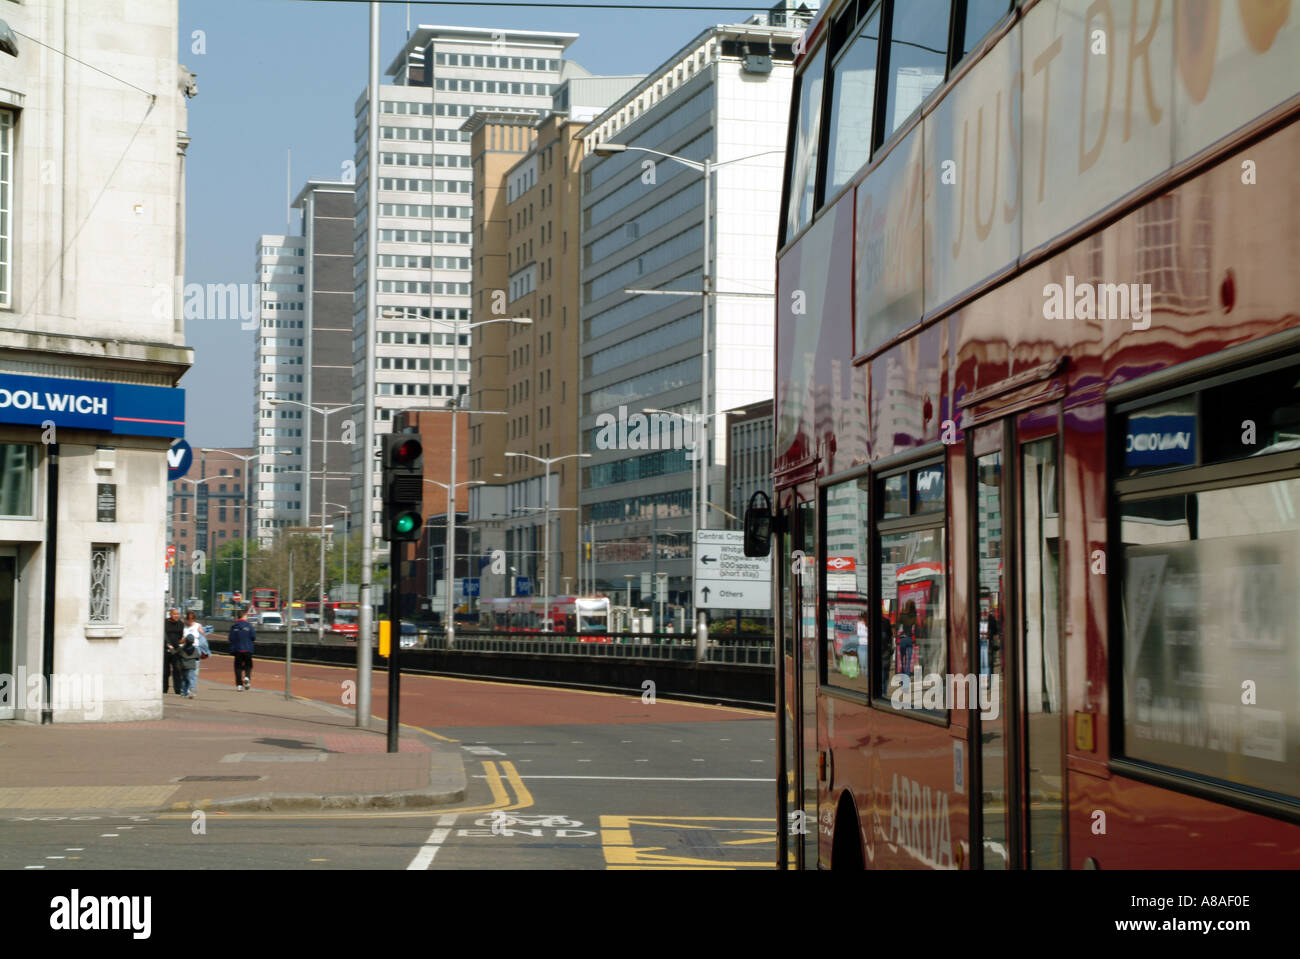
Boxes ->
[769,0,1300,869]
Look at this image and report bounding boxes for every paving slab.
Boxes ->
[0,676,466,812]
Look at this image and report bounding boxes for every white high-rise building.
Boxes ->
[252,234,307,545]
[350,25,588,534]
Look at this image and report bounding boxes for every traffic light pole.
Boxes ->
[381,431,423,753]
[386,536,401,753]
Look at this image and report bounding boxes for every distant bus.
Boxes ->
[483,596,611,640]
[326,601,360,638]
[250,587,278,611]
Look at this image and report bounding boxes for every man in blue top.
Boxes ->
[228,608,257,691]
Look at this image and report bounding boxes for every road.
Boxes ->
[0,656,777,870]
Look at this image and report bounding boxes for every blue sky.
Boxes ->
[179,0,767,448]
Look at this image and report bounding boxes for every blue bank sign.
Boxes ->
[0,373,185,438]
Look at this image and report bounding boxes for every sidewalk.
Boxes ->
[0,675,466,813]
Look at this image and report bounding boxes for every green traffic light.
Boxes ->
[395,513,418,535]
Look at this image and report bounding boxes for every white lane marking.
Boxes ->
[621,740,632,743]
[570,741,583,744]
[462,745,506,756]
[473,775,775,782]
[671,739,682,743]
[100,834,119,838]
[46,856,65,860]
[406,813,458,871]
[65,848,84,851]
[692,758,705,762]
[634,759,649,763]
[577,759,592,763]
[24,865,45,870]
[720,738,731,741]
[750,759,765,763]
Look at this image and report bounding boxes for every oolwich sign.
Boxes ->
[0,372,184,438]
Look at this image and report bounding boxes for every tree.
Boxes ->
[249,534,323,604]
[197,538,248,608]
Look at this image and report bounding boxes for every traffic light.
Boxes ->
[382,432,424,542]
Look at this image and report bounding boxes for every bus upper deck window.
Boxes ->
[826,5,880,194]
[784,46,826,238]
[960,0,1012,61]
[884,0,950,136]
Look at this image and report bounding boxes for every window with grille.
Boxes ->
[89,545,117,624]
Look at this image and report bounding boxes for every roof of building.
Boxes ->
[387,24,580,77]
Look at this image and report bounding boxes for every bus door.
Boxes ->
[776,485,817,869]
[969,405,1066,869]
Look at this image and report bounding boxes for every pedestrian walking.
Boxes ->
[183,611,210,698]
[164,608,185,694]
[176,628,201,698]
[228,607,257,690]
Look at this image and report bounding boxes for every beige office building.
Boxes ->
[465,77,639,604]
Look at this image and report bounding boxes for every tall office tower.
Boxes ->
[465,76,641,607]
[252,234,306,546]
[576,16,804,615]
[294,181,358,547]
[350,26,588,538]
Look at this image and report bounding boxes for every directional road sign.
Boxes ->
[693,529,771,609]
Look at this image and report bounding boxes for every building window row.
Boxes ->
[378,203,472,219]
[433,52,559,71]
[377,280,470,295]
[378,307,471,325]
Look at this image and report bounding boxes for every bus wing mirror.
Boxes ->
[743,490,773,558]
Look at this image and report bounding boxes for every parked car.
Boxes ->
[258,612,284,630]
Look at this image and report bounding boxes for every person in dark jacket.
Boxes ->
[176,631,201,698]
[164,608,185,694]
[228,608,257,690]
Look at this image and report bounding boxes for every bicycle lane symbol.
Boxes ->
[459,811,596,838]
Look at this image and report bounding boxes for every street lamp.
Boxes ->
[423,313,530,646]
[399,402,508,647]
[323,501,352,619]
[505,451,591,632]
[200,447,292,607]
[270,401,362,641]
[623,573,636,634]
[423,478,484,628]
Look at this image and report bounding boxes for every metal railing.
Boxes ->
[207,620,774,666]
[425,631,774,666]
